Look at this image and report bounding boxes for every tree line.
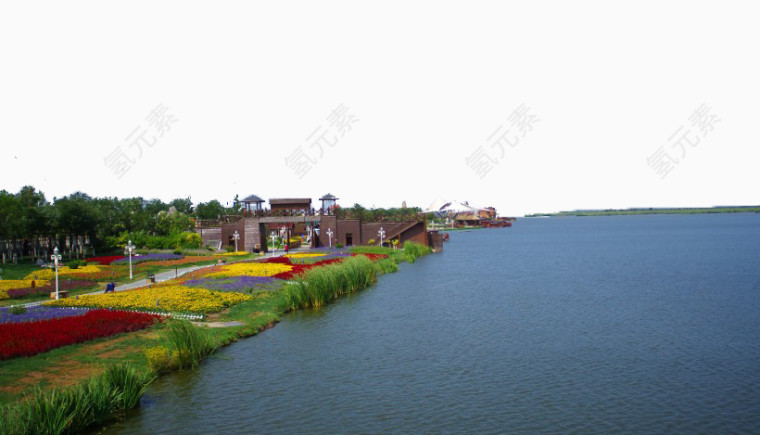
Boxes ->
[0,186,241,260]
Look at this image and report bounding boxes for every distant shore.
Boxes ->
[525,206,760,217]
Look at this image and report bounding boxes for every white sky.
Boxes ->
[1,1,758,217]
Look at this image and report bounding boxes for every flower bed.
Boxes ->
[267,257,348,280]
[25,265,104,280]
[85,255,125,265]
[0,310,161,360]
[284,253,327,259]
[1,280,50,299]
[352,253,389,261]
[135,256,216,268]
[213,251,249,257]
[111,254,182,265]
[204,261,293,278]
[4,280,97,299]
[183,276,276,292]
[0,306,89,324]
[46,285,251,313]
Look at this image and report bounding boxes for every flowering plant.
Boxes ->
[0,310,161,360]
[46,285,251,313]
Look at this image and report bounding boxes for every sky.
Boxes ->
[1,1,758,217]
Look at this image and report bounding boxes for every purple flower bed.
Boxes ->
[183,276,276,293]
[111,253,183,265]
[5,280,97,299]
[0,306,90,324]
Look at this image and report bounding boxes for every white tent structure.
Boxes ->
[425,198,487,215]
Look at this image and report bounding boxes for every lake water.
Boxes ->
[105,214,760,433]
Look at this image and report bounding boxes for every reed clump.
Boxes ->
[282,255,377,310]
[0,363,153,435]
[401,241,431,263]
[164,320,218,370]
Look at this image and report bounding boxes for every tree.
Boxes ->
[169,197,193,215]
[194,200,226,220]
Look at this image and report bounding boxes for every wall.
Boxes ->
[221,222,246,251]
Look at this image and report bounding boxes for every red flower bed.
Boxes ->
[352,253,389,261]
[0,310,162,360]
[271,257,347,280]
[86,255,125,265]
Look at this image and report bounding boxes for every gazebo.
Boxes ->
[241,194,265,212]
[319,193,338,213]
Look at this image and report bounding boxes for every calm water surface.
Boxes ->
[105,214,760,433]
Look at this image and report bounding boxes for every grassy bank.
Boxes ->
[0,243,432,433]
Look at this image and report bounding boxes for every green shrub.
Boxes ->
[10,305,27,315]
[67,259,87,269]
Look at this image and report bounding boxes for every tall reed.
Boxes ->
[0,363,152,434]
[282,255,377,310]
[401,241,431,263]
[166,320,218,369]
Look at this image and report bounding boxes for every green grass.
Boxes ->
[0,263,40,280]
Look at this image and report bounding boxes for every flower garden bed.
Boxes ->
[182,276,277,293]
[1,279,97,300]
[0,310,161,360]
[0,306,90,324]
[134,256,216,268]
[46,285,251,313]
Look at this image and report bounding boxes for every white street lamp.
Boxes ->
[270,232,278,257]
[51,247,62,300]
[326,228,334,248]
[378,227,386,247]
[125,239,136,280]
[233,230,240,252]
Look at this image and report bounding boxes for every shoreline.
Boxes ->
[0,245,432,432]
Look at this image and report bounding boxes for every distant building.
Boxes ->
[196,193,431,252]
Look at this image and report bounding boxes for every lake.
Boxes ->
[104,213,760,433]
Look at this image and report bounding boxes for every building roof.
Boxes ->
[242,194,264,203]
[269,198,312,205]
[319,193,338,201]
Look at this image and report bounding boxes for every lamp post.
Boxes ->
[51,247,62,300]
[378,227,385,247]
[125,239,136,280]
[270,232,278,257]
[326,228,333,248]
[233,230,240,252]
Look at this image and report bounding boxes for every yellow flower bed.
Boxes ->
[0,279,50,291]
[45,285,251,313]
[205,262,292,278]
[25,265,102,280]
[283,253,327,259]
[213,251,249,257]
[0,279,52,299]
